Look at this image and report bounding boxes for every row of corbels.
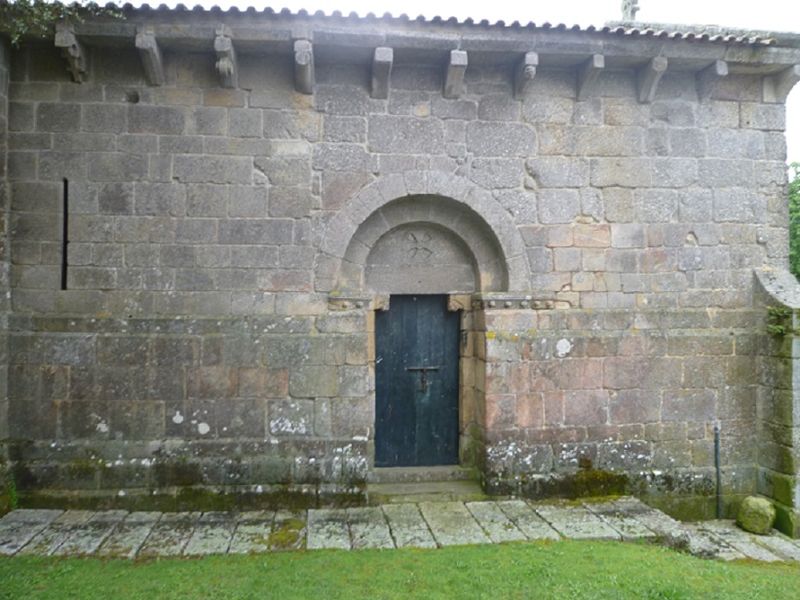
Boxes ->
[52,18,526,99]
[54,20,800,104]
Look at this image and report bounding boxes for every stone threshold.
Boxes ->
[0,497,797,561]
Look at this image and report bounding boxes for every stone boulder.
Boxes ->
[736,496,776,535]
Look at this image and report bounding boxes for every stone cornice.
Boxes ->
[68,13,800,73]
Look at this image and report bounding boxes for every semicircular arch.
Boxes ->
[314,171,529,293]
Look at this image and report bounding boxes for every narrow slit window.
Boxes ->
[61,178,68,290]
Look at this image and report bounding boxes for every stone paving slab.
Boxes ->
[696,521,783,562]
[228,511,275,555]
[270,510,307,551]
[601,498,744,560]
[307,509,350,550]
[4,497,800,561]
[184,512,236,556]
[347,507,395,549]
[381,503,437,548]
[583,500,658,541]
[495,500,560,541]
[53,510,128,557]
[606,498,690,547]
[138,512,200,558]
[466,501,526,543]
[681,524,745,561]
[0,509,63,556]
[97,512,161,559]
[418,501,491,547]
[19,510,96,556]
[534,504,622,541]
[750,531,800,561]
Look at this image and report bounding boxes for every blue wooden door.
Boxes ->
[375,295,459,467]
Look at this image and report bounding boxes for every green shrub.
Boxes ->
[790,163,800,278]
[0,0,121,47]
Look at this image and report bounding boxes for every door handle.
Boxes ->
[406,366,440,392]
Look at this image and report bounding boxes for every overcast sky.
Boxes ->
[132,0,800,165]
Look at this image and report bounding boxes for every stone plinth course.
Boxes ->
[4,497,800,562]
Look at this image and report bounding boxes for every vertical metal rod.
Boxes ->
[61,178,69,290]
[714,421,722,519]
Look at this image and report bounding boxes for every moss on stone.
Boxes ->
[770,499,799,538]
[154,459,204,488]
[570,469,629,497]
[174,487,237,511]
[66,459,99,480]
[268,518,306,550]
[0,489,13,516]
[736,496,776,534]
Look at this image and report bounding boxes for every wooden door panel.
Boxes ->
[375,295,459,467]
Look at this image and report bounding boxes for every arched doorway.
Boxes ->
[315,173,529,470]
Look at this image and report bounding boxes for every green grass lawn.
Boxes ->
[2,540,799,600]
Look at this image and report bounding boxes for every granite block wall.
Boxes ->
[479,303,760,517]
[0,33,794,514]
[753,270,800,536]
[0,38,11,513]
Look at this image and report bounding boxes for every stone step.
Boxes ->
[367,465,479,484]
[367,479,488,505]
[5,499,800,561]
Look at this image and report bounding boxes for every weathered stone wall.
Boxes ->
[8,308,372,505]
[754,269,800,536]
[2,27,795,514]
[479,301,759,518]
[0,37,12,513]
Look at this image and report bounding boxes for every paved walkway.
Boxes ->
[1,497,799,561]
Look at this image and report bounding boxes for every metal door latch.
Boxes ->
[406,366,440,392]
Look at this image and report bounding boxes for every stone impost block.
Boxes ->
[214,26,238,89]
[135,27,165,86]
[577,54,604,101]
[444,50,468,99]
[696,60,728,102]
[637,56,668,104]
[294,39,315,95]
[54,20,87,83]
[371,47,393,100]
[514,51,538,99]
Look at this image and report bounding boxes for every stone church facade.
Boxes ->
[1,6,800,532]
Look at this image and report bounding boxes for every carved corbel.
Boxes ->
[135,27,165,86]
[763,65,800,104]
[54,20,87,83]
[577,54,604,101]
[514,51,538,99]
[444,50,468,99]
[214,25,238,88]
[371,47,393,99]
[294,39,315,95]
[637,56,668,103]
[696,60,728,102]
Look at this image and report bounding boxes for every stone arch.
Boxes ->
[314,171,529,293]
[341,196,506,293]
